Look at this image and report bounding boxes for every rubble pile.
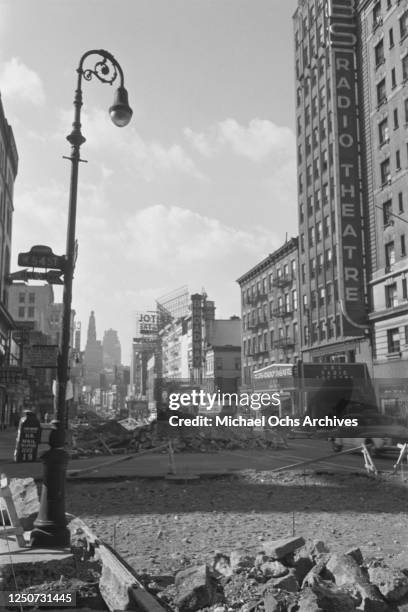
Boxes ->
[70,419,287,457]
[141,536,408,612]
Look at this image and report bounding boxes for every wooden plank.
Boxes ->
[68,517,168,612]
[0,477,26,548]
[67,442,169,478]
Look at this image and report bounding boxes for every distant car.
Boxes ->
[329,411,406,455]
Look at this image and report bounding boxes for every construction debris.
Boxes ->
[70,419,290,458]
[139,539,408,611]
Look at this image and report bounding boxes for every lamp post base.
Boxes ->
[30,444,70,549]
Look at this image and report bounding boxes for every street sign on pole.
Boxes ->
[8,270,64,285]
[17,245,65,270]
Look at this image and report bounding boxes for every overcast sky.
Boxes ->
[0,0,299,364]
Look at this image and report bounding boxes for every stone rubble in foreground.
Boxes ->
[140,536,408,612]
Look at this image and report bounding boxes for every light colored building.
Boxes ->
[237,238,300,387]
[83,311,103,389]
[102,328,122,368]
[357,0,408,411]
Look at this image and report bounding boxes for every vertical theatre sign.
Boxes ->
[191,294,202,369]
[328,0,367,335]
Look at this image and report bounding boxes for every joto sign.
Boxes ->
[191,294,202,369]
[328,0,367,334]
[136,311,158,335]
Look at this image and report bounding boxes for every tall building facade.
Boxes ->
[357,0,408,410]
[237,238,300,386]
[83,311,103,389]
[0,95,17,367]
[293,0,372,366]
[293,0,408,412]
[102,328,121,368]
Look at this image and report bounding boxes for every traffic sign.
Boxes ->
[8,270,64,285]
[23,345,59,369]
[18,245,65,270]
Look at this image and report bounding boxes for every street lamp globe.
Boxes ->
[109,86,133,127]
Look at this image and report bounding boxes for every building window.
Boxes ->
[27,307,35,318]
[311,290,317,309]
[321,149,328,172]
[400,10,408,40]
[18,292,25,304]
[303,294,308,309]
[380,158,391,185]
[389,27,394,48]
[292,289,298,310]
[385,241,395,268]
[403,277,407,299]
[319,287,325,306]
[387,328,400,353]
[385,283,398,307]
[309,227,315,246]
[377,79,387,106]
[403,55,408,82]
[401,234,406,256]
[327,318,334,338]
[323,183,328,204]
[383,200,392,226]
[300,233,305,252]
[324,215,330,237]
[301,263,306,284]
[18,307,24,318]
[396,149,401,170]
[373,2,382,30]
[375,39,385,66]
[391,67,396,89]
[291,259,296,275]
[316,221,322,242]
[315,189,321,210]
[399,192,404,213]
[335,315,341,337]
[327,283,333,304]
[394,109,399,130]
[28,292,35,304]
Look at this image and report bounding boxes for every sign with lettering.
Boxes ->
[14,411,41,462]
[191,294,202,369]
[17,245,65,271]
[23,345,59,368]
[301,362,368,387]
[328,0,367,335]
[135,311,158,336]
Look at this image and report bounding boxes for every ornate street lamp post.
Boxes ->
[31,50,132,547]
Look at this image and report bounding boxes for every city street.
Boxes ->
[0,428,401,481]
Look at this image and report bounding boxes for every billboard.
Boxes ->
[328,0,368,335]
[135,311,159,339]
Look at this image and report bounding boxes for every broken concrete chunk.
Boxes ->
[260,560,288,578]
[368,565,408,602]
[346,547,364,566]
[312,578,360,611]
[266,570,299,593]
[260,537,306,560]
[229,549,255,572]
[326,554,391,612]
[175,564,215,612]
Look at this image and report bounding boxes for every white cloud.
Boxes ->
[0,58,45,106]
[58,107,206,182]
[123,204,278,269]
[184,118,295,162]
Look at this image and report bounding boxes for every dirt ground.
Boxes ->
[66,469,408,579]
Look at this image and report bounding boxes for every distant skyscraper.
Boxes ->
[102,328,121,368]
[83,311,103,388]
